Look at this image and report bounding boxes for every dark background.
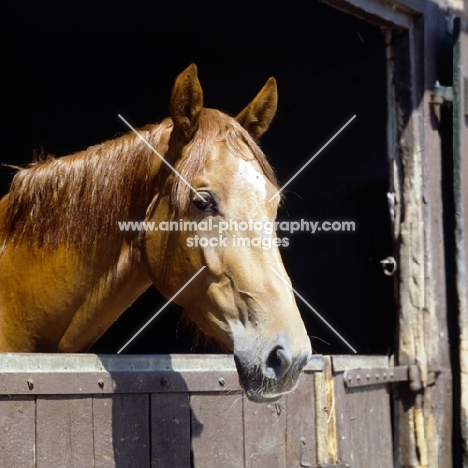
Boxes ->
[1,2,395,355]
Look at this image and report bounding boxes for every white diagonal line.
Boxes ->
[118,114,206,202]
[268,115,356,202]
[269,266,357,353]
[117,266,206,353]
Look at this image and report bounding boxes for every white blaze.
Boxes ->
[234,159,294,304]
[235,159,267,202]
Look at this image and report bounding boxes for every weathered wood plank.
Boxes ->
[92,396,115,468]
[0,353,323,395]
[285,371,316,467]
[389,17,454,466]
[93,394,150,468]
[0,370,241,395]
[243,395,287,468]
[190,392,244,468]
[314,356,338,466]
[150,393,191,468]
[36,395,94,468]
[454,14,468,468]
[334,372,393,468]
[0,395,35,468]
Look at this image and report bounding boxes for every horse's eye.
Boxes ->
[193,191,218,214]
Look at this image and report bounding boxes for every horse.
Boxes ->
[0,64,312,402]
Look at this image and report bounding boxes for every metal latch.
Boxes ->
[343,364,422,391]
[431,81,453,105]
[430,81,453,121]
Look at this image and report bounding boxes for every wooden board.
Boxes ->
[190,392,244,468]
[0,395,35,468]
[36,395,94,468]
[334,372,393,467]
[150,393,191,468]
[93,394,150,468]
[454,13,468,468]
[285,371,316,467]
[243,396,287,467]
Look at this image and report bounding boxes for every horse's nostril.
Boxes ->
[265,345,292,381]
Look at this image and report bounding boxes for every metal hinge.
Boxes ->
[343,364,423,391]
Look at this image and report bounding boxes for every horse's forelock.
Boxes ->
[171,108,278,214]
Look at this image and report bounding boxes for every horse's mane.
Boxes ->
[2,109,278,254]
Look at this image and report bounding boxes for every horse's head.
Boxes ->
[144,64,312,402]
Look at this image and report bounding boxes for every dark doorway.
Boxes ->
[1,2,393,355]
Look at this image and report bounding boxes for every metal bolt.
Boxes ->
[98,379,104,389]
[160,378,168,386]
[219,377,225,387]
[27,379,34,390]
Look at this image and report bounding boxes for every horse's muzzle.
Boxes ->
[234,339,311,403]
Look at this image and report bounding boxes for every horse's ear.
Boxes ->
[170,63,204,142]
[236,77,278,140]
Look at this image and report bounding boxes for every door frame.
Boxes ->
[319,1,455,466]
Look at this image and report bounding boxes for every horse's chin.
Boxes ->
[235,363,299,403]
[244,388,284,403]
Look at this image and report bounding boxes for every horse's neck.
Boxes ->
[0,124,172,352]
[49,139,163,350]
[57,242,153,352]
[0,197,153,352]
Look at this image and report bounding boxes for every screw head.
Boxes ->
[219,377,225,387]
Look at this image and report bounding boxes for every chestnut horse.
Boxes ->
[0,64,311,402]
